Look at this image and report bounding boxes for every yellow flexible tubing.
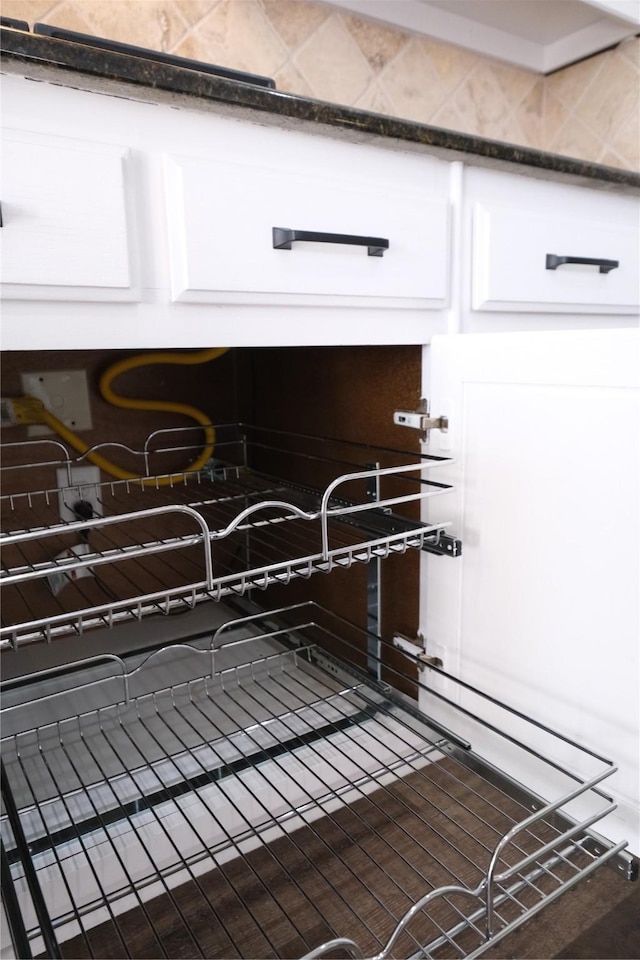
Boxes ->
[38,348,229,486]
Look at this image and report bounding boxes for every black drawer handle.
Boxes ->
[546,254,619,274]
[273,227,389,257]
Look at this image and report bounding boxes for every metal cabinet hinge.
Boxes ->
[418,653,444,669]
[393,633,443,670]
[393,398,448,443]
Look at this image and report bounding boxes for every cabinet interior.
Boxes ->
[0,344,424,693]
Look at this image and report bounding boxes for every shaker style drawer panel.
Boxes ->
[0,129,137,301]
[469,170,639,315]
[163,138,450,308]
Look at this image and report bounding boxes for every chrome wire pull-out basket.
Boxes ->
[0,604,628,960]
[0,425,458,650]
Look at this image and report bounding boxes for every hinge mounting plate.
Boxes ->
[393,398,448,443]
[393,633,444,669]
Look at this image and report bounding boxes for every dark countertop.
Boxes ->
[2,25,640,191]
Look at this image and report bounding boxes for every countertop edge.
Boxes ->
[2,27,640,192]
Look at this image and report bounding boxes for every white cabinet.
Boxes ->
[0,128,138,301]
[1,64,639,865]
[466,167,640,319]
[421,327,640,854]
[164,135,450,309]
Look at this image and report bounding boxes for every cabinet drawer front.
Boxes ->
[0,130,137,300]
[473,203,639,313]
[468,165,640,316]
[164,150,449,308]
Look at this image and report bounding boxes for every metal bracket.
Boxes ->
[393,633,443,669]
[422,531,462,558]
[393,398,448,444]
[418,653,444,669]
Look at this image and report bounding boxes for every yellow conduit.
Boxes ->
[33,347,229,485]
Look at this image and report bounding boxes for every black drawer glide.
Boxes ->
[336,506,462,557]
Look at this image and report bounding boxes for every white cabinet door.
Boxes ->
[0,129,138,301]
[467,168,640,317]
[421,328,640,854]
[163,131,450,309]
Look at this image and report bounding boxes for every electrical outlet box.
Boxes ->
[21,370,92,437]
[56,466,103,524]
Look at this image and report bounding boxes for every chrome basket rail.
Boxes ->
[0,424,459,649]
[0,603,629,960]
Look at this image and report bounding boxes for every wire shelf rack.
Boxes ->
[0,603,628,960]
[0,424,459,650]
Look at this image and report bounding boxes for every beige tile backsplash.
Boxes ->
[3,0,639,170]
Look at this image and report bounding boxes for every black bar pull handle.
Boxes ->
[273,227,389,257]
[546,254,619,274]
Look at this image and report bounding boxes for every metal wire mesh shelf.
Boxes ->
[0,603,629,960]
[0,425,459,650]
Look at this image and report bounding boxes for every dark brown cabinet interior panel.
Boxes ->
[1,344,422,692]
